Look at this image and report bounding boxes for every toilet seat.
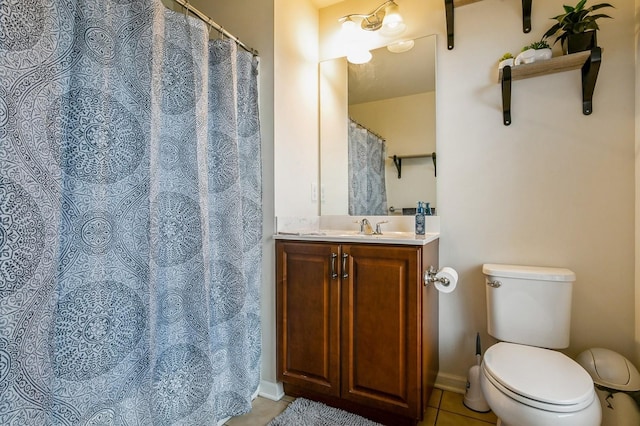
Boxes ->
[482,342,595,413]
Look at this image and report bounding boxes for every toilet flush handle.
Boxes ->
[487,279,501,288]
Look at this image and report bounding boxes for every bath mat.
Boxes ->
[267,398,383,426]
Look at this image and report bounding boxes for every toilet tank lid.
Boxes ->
[482,264,576,282]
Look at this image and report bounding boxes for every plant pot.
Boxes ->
[565,31,597,54]
[514,48,552,66]
[498,58,514,69]
[533,48,552,61]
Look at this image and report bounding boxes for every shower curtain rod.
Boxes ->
[350,117,386,141]
[171,0,258,55]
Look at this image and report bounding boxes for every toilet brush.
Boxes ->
[463,332,491,413]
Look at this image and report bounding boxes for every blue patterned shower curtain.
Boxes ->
[0,0,262,424]
[348,119,388,215]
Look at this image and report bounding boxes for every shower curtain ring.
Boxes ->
[184,0,189,17]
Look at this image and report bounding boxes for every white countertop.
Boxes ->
[274,215,440,246]
[274,230,439,246]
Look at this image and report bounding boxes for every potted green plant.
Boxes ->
[524,40,551,51]
[542,0,614,54]
[515,40,552,65]
[498,52,514,69]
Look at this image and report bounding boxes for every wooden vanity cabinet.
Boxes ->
[276,239,439,425]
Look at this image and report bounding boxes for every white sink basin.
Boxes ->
[322,230,418,238]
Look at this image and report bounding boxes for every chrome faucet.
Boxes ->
[359,218,374,235]
[356,218,388,235]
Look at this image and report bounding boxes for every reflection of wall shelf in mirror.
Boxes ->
[499,48,601,126]
[445,0,532,50]
[391,153,437,178]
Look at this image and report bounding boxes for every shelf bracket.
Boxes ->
[392,155,402,178]
[445,0,454,50]
[446,0,531,50]
[501,65,512,126]
[432,152,437,177]
[581,47,601,115]
[522,0,532,33]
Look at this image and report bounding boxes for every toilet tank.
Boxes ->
[482,264,576,349]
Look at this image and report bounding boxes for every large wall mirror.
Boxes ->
[320,34,436,216]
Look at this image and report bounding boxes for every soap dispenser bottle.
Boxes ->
[415,202,425,236]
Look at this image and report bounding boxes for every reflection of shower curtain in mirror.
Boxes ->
[348,119,388,215]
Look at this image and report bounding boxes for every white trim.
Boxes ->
[258,380,285,401]
[435,372,467,394]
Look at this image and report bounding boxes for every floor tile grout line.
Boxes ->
[437,409,497,424]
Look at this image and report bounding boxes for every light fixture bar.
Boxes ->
[338,0,399,32]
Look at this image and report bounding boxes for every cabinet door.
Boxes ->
[341,244,422,418]
[276,241,341,396]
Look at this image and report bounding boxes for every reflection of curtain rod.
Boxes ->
[171,0,258,55]
[349,117,386,141]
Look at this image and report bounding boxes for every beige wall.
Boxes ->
[320,58,349,215]
[186,0,638,393]
[322,0,636,389]
[443,0,635,385]
[274,0,320,218]
[635,0,640,367]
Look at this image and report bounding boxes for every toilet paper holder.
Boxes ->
[424,266,450,287]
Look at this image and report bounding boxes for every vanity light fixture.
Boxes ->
[338,0,406,37]
[346,48,373,64]
[387,39,414,53]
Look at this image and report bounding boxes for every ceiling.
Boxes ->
[348,36,436,105]
[311,0,345,8]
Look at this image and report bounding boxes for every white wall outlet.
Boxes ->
[311,183,318,202]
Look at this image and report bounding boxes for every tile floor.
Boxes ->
[224,389,498,426]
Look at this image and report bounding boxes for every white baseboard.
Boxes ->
[258,380,285,401]
[259,375,466,399]
[435,372,467,394]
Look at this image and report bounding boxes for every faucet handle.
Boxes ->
[375,220,389,234]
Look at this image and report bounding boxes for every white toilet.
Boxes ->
[480,264,601,426]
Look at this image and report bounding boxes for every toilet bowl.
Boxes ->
[479,342,601,426]
[480,264,601,426]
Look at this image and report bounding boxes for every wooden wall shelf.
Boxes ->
[390,153,437,178]
[499,48,602,125]
[498,51,591,81]
[445,0,532,50]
